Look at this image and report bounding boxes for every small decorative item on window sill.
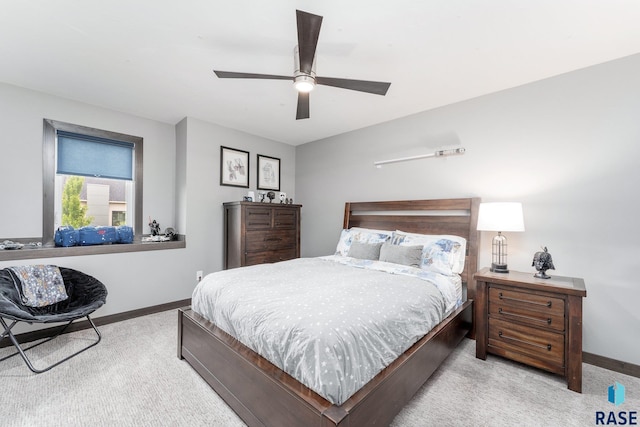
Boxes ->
[149,218,161,236]
[532,246,555,279]
[164,228,176,241]
[1,240,24,250]
[142,219,175,242]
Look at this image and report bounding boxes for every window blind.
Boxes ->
[56,131,134,180]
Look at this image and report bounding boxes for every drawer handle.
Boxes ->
[498,331,552,351]
[264,237,282,242]
[498,308,552,325]
[499,292,552,308]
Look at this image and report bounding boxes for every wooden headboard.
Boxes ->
[343,198,480,300]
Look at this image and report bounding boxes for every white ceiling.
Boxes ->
[2,1,640,145]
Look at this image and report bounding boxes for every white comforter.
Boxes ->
[191,256,460,405]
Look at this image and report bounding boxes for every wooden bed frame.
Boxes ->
[178,198,480,426]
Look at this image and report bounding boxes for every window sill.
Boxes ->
[0,235,186,262]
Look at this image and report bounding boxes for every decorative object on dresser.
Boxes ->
[532,246,555,279]
[220,146,249,188]
[474,268,587,392]
[223,201,301,269]
[257,154,280,191]
[266,191,276,202]
[476,202,525,273]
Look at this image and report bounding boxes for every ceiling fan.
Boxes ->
[213,10,391,120]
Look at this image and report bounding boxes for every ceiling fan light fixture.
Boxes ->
[213,12,391,119]
[294,74,316,93]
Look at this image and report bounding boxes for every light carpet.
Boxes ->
[1,310,638,426]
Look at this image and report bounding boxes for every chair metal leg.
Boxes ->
[0,315,102,373]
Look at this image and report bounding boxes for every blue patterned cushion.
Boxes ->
[391,231,467,275]
[9,265,68,307]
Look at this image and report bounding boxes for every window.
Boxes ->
[43,119,143,246]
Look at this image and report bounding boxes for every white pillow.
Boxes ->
[391,230,467,275]
[334,227,393,257]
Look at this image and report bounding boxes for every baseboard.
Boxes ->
[4,304,638,380]
[584,351,640,379]
[0,298,191,348]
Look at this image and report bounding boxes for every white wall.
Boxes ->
[0,83,295,333]
[295,54,640,365]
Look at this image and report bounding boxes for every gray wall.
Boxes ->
[295,54,640,365]
[174,116,297,276]
[0,83,295,333]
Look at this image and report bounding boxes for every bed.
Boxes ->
[178,197,480,426]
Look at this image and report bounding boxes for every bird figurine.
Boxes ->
[532,246,555,279]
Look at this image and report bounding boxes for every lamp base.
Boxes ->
[490,263,509,273]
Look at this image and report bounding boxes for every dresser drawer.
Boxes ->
[245,207,273,229]
[245,248,297,265]
[245,230,296,251]
[489,287,565,331]
[273,208,298,229]
[489,318,564,368]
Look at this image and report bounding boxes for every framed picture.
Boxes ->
[220,146,249,188]
[257,154,280,191]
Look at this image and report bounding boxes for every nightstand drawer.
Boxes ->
[489,287,565,331]
[246,230,296,251]
[489,318,564,367]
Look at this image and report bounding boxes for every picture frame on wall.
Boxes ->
[220,146,249,188]
[257,154,280,191]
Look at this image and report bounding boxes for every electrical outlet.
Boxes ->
[196,270,203,282]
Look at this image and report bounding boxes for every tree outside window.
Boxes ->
[61,176,93,228]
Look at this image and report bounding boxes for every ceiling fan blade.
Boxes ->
[214,70,292,80]
[316,77,391,95]
[296,92,310,120]
[296,10,323,74]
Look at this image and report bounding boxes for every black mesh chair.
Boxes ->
[0,267,108,373]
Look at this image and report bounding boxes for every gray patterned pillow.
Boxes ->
[347,241,383,260]
[379,243,423,267]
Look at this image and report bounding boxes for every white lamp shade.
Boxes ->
[477,202,525,232]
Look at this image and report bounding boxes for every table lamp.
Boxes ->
[477,202,525,273]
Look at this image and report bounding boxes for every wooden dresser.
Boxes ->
[474,268,587,392]
[223,201,301,269]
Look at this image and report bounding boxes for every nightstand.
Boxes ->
[474,268,587,392]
